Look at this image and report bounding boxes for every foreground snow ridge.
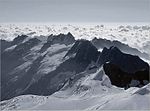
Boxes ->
[1,68,150,110]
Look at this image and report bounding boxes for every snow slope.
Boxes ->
[1,67,150,110]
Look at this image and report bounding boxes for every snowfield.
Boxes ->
[1,68,150,110]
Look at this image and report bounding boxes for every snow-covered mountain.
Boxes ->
[0,24,150,110]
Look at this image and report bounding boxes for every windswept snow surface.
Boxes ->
[1,68,150,110]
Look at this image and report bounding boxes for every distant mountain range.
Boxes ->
[0,24,149,56]
[1,33,149,102]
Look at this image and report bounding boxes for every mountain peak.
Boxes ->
[67,32,73,36]
[109,46,122,53]
[47,33,75,45]
[12,35,28,45]
[102,46,121,53]
[65,39,100,63]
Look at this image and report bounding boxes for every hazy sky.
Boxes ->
[0,0,149,23]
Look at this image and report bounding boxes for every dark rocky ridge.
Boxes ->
[11,35,28,45]
[47,32,75,45]
[40,32,75,53]
[98,46,149,73]
[92,37,150,60]
[0,35,28,53]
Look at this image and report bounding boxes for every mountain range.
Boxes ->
[0,32,150,110]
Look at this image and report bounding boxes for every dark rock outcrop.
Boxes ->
[103,62,149,88]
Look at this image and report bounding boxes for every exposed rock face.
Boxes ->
[0,40,11,52]
[39,40,52,53]
[1,37,41,101]
[98,46,149,73]
[2,38,41,61]
[103,63,149,88]
[65,39,100,63]
[1,55,45,101]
